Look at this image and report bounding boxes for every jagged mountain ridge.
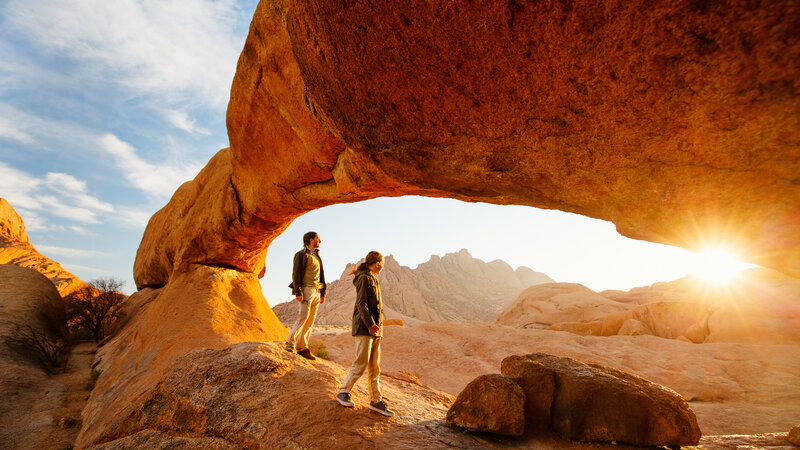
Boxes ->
[274,248,554,325]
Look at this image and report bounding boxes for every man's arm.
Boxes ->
[291,251,304,301]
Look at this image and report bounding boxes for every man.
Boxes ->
[284,231,326,360]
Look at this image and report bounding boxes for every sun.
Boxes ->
[691,249,752,284]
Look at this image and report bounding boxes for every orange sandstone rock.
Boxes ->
[93,1,800,446]
[0,198,91,297]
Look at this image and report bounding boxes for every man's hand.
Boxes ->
[368,324,379,335]
[295,295,303,303]
[320,295,326,305]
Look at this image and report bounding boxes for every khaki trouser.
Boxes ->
[285,286,321,351]
[338,335,382,402]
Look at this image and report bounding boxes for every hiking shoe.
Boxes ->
[284,343,294,352]
[297,348,316,360]
[336,392,354,408]
[369,400,395,417]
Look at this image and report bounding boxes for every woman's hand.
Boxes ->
[369,325,379,335]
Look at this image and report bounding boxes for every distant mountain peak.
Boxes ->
[274,249,555,325]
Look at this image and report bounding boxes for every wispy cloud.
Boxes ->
[62,263,111,275]
[97,133,201,199]
[0,162,113,226]
[163,109,211,135]
[0,115,34,144]
[4,0,248,108]
[36,244,109,258]
[114,206,155,229]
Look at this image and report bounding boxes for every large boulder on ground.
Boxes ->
[501,353,701,446]
[499,356,555,432]
[445,374,525,436]
[0,264,67,449]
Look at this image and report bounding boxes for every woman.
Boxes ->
[336,251,395,417]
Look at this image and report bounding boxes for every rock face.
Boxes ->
[83,340,552,449]
[0,198,91,297]
[505,269,800,344]
[445,374,525,436]
[495,283,629,329]
[274,250,553,325]
[501,354,700,446]
[92,1,800,446]
[0,264,67,449]
[789,424,800,445]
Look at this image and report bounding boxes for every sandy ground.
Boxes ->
[39,342,96,450]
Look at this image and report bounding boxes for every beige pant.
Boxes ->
[285,286,321,351]
[338,335,382,402]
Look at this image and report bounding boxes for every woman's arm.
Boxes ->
[354,275,377,330]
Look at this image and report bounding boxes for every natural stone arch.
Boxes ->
[135,0,799,293]
[76,2,799,446]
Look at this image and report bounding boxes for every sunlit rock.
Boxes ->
[445,374,525,436]
[0,198,91,297]
[503,353,700,446]
[0,265,67,449]
[495,283,630,328]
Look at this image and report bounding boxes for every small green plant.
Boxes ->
[85,368,102,391]
[310,342,329,360]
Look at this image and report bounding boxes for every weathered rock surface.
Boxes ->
[321,322,800,436]
[275,250,553,325]
[789,424,800,446]
[0,264,67,449]
[135,0,800,291]
[93,1,800,446]
[495,283,629,329]
[83,340,626,449]
[509,269,800,344]
[445,373,525,436]
[0,198,92,297]
[78,266,287,448]
[502,353,700,446]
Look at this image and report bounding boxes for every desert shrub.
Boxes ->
[2,294,71,373]
[311,342,330,360]
[64,277,126,342]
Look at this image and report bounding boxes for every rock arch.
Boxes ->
[78,2,799,446]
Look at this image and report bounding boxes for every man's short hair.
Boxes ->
[303,231,318,247]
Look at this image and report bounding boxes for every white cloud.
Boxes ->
[0,115,34,144]
[97,133,201,199]
[0,161,112,226]
[164,109,211,135]
[37,244,108,258]
[61,263,109,274]
[5,0,247,108]
[43,173,114,212]
[114,206,154,229]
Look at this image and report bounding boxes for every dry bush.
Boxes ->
[65,277,126,342]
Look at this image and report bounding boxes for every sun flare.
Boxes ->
[691,249,752,284]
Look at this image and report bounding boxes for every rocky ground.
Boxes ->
[317,322,800,438]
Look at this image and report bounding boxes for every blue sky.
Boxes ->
[0,1,752,306]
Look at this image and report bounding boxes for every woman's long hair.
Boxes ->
[351,251,383,274]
